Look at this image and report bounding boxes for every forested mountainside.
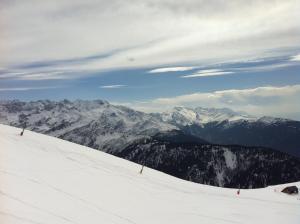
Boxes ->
[118,131,300,188]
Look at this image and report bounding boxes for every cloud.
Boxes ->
[290,54,300,62]
[181,69,234,78]
[0,86,61,91]
[100,85,126,89]
[0,0,299,80]
[149,66,196,73]
[0,69,84,80]
[19,72,68,80]
[125,85,300,120]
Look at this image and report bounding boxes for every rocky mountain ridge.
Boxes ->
[2,99,299,156]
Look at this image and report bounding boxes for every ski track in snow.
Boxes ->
[0,124,299,224]
[0,171,136,224]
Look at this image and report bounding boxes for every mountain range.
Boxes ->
[154,106,300,157]
[0,99,300,188]
[0,99,175,153]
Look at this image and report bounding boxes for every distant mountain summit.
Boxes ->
[153,106,254,126]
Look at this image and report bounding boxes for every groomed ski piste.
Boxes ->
[0,124,299,224]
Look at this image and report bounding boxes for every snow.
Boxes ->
[160,106,256,126]
[223,149,237,170]
[0,100,177,154]
[160,107,198,126]
[256,116,291,124]
[0,124,299,224]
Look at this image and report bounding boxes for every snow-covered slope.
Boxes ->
[1,124,299,224]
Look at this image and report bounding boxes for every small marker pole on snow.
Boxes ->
[139,152,147,174]
[20,123,26,136]
[236,154,241,196]
[20,127,25,136]
[19,113,28,136]
[139,165,144,174]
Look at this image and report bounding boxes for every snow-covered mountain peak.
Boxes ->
[257,116,291,124]
[194,107,254,122]
[159,106,255,126]
[163,106,198,125]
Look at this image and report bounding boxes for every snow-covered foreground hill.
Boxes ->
[0,124,299,224]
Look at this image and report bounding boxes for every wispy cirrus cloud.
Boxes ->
[19,72,68,80]
[290,54,300,62]
[0,69,83,80]
[148,66,197,73]
[0,86,62,91]
[181,69,234,78]
[100,85,126,89]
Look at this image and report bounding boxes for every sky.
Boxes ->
[0,0,300,119]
